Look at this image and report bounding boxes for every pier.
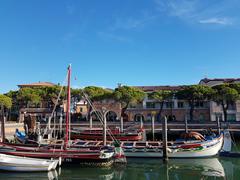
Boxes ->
[66,121,240,132]
[2,121,240,139]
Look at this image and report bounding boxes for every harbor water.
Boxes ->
[0,157,240,180]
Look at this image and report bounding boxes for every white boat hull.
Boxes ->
[0,153,58,172]
[123,135,223,158]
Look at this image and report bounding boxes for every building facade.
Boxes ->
[125,86,210,122]
[200,78,240,122]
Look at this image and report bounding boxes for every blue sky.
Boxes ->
[1,0,240,93]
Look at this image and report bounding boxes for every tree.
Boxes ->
[5,90,18,121]
[176,85,213,121]
[83,86,114,119]
[83,86,113,101]
[149,90,173,121]
[38,86,66,106]
[212,84,239,122]
[71,88,82,101]
[0,94,12,141]
[0,94,12,109]
[17,88,41,107]
[114,86,145,118]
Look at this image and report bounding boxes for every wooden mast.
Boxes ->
[64,64,71,149]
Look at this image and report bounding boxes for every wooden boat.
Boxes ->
[121,134,223,158]
[71,127,143,141]
[0,65,116,167]
[64,132,224,158]
[0,153,58,172]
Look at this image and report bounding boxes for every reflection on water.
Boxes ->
[1,157,240,180]
[0,170,58,180]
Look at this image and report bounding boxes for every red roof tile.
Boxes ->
[18,82,56,88]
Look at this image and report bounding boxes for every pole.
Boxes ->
[162,116,168,162]
[140,116,143,129]
[120,117,123,133]
[90,116,93,130]
[1,105,5,143]
[53,112,56,138]
[60,112,63,137]
[151,114,155,141]
[185,115,188,133]
[103,112,107,146]
[217,116,221,135]
[36,122,42,143]
[64,64,71,149]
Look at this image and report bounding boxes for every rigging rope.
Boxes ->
[43,72,68,138]
[81,91,118,143]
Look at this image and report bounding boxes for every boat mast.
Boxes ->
[64,64,71,149]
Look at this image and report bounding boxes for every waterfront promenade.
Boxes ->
[0,122,24,139]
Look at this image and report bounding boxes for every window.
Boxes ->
[195,101,204,108]
[146,102,155,108]
[165,102,173,108]
[215,113,223,121]
[146,113,152,121]
[199,114,205,122]
[178,102,184,108]
[80,107,83,112]
[227,114,236,122]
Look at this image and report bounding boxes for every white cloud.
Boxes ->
[154,0,237,26]
[199,17,233,25]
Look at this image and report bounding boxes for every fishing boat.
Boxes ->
[121,133,223,158]
[0,65,117,167]
[63,131,224,158]
[71,127,144,141]
[0,153,58,172]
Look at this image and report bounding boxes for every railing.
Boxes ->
[39,121,240,132]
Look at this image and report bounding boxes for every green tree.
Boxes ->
[176,85,213,121]
[0,94,12,141]
[39,86,66,105]
[229,83,240,93]
[0,94,12,109]
[5,90,18,121]
[149,90,173,121]
[17,88,41,107]
[71,88,83,101]
[114,86,145,118]
[83,86,113,102]
[83,86,114,119]
[212,84,239,122]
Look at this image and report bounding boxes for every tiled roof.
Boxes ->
[200,78,240,84]
[18,82,56,87]
[133,86,185,92]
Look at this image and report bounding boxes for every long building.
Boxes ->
[15,78,240,123]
